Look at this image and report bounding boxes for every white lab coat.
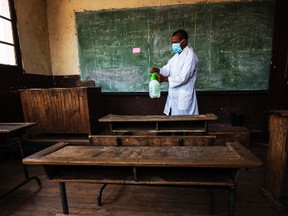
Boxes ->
[160,45,199,115]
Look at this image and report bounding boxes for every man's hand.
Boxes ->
[157,73,168,83]
[150,67,168,83]
[150,67,160,73]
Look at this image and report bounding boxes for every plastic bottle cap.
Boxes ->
[149,73,158,80]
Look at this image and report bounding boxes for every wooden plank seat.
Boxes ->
[23,135,262,216]
[88,135,216,146]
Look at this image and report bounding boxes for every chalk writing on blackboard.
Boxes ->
[76,1,274,92]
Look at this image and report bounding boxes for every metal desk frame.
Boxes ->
[0,123,41,199]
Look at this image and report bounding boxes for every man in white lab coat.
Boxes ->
[151,29,199,115]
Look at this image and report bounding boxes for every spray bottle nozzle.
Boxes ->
[149,73,158,80]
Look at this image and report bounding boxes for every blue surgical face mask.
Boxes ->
[172,39,184,54]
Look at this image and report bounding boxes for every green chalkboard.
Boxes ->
[76,1,274,92]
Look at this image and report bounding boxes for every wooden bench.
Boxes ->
[99,113,250,147]
[89,134,216,146]
[23,135,262,216]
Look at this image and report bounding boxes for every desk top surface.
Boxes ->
[23,141,262,169]
[0,122,37,134]
[19,87,100,91]
[269,110,288,117]
[99,113,217,122]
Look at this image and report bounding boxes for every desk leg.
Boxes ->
[97,183,107,206]
[0,136,41,199]
[229,186,236,216]
[261,187,284,212]
[18,136,42,185]
[59,182,69,214]
[209,189,214,214]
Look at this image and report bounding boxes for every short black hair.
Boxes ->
[172,29,188,41]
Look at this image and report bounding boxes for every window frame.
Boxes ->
[0,0,22,73]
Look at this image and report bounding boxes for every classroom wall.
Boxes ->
[14,0,240,76]
[49,0,244,76]
[14,0,52,75]
[7,0,280,135]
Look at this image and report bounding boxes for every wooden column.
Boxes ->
[264,110,288,210]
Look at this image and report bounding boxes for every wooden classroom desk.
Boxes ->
[0,122,36,138]
[20,87,103,134]
[99,113,217,133]
[0,122,41,199]
[23,141,262,216]
[263,110,288,211]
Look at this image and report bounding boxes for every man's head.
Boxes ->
[171,29,188,49]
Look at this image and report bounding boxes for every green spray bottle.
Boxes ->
[149,73,160,98]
